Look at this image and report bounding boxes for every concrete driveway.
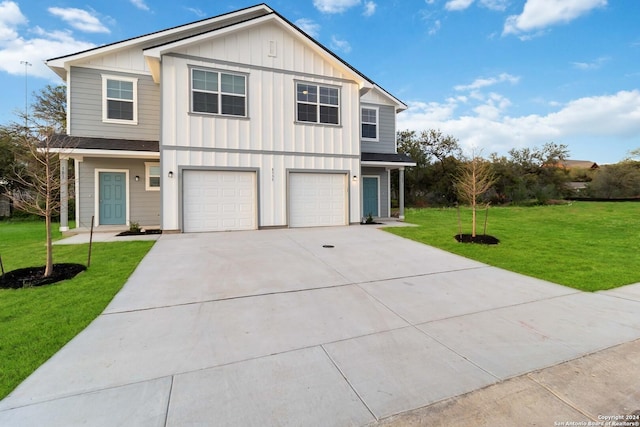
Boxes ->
[1,226,640,426]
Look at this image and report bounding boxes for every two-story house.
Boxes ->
[47,4,415,233]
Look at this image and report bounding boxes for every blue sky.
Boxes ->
[0,0,638,163]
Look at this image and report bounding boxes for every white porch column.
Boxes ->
[59,157,69,232]
[399,166,405,221]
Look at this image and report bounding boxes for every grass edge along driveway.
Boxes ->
[386,202,640,292]
[0,221,154,400]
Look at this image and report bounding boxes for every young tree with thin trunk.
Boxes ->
[7,130,73,277]
[455,152,496,238]
[2,85,69,277]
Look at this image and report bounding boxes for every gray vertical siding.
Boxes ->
[361,167,389,217]
[77,158,160,228]
[361,104,396,154]
[69,66,160,140]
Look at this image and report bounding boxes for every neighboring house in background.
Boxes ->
[47,4,414,233]
[561,160,599,170]
[560,160,599,195]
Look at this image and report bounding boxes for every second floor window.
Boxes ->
[361,107,378,140]
[102,75,138,124]
[296,82,340,125]
[192,69,246,117]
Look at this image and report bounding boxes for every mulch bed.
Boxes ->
[0,263,87,289]
[454,234,500,245]
[116,229,162,236]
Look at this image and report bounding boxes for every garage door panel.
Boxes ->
[183,170,257,232]
[289,173,347,228]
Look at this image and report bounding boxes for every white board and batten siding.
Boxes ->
[160,20,362,231]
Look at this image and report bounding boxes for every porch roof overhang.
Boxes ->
[361,152,416,168]
[48,135,159,159]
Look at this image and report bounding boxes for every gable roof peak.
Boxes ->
[46,3,274,78]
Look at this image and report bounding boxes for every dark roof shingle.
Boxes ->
[50,135,159,152]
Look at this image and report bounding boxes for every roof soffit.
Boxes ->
[361,86,408,112]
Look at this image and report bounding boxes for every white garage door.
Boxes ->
[289,172,347,228]
[183,170,256,232]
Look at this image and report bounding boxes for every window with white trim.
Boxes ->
[361,107,378,140]
[296,82,340,125]
[145,162,160,191]
[102,75,138,124]
[191,68,247,116]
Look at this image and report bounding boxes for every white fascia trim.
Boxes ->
[46,5,274,73]
[144,14,369,88]
[144,15,275,59]
[361,161,416,168]
[373,85,407,112]
[50,148,159,159]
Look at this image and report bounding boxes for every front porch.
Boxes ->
[53,135,161,233]
[361,152,416,221]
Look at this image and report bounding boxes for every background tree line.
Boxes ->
[395,129,640,207]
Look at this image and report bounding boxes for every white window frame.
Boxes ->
[102,75,138,125]
[361,106,379,141]
[145,162,160,191]
[190,68,248,117]
[295,81,341,126]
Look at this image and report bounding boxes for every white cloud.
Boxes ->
[428,19,441,35]
[571,56,610,70]
[504,0,607,36]
[454,73,520,91]
[363,1,376,16]
[330,36,351,53]
[473,93,512,120]
[186,7,206,18]
[48,7,110,34]
[0,0,27,39]
[313,0,361,14]
[445,0,507,12]
[397,90,640,156]
[445,0,474,11]
[0,3,95,80]
[479,0,508,11]
[130,0,150,12]
[295,18,320,38]
[0,26,95,80]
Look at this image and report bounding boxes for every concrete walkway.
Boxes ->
[1,226,640,426]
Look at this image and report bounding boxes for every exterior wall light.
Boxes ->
[168,171,174,178]
[352,175,357,181]
[135,175,140,182]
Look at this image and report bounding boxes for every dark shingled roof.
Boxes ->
[361,152,415,163]
[50,135,159,152]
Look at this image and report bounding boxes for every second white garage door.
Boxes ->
[183,170,257,232]
[289,172,348,227]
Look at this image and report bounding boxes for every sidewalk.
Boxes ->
[54,231,162,244]
[373,338,640,426]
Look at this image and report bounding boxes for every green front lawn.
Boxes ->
[0,221,154,400]
[387,202,640,292]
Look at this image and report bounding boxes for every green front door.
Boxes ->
[99,172,126,225]
[363,177,379,217]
